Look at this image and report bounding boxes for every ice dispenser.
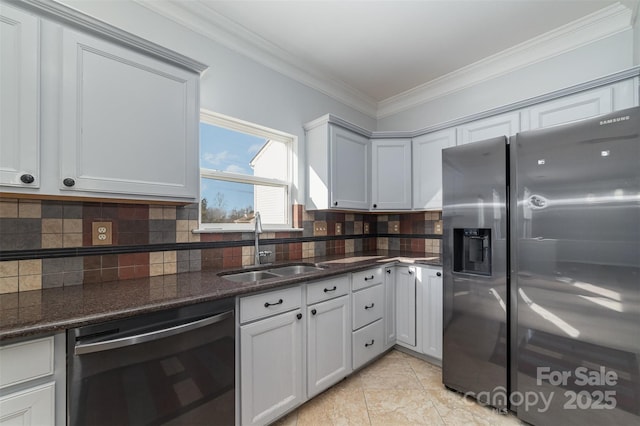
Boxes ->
[453,228,491,275]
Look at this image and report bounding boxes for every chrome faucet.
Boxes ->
[254,211,263,265]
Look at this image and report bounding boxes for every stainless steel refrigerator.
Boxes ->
[442,106,640,425]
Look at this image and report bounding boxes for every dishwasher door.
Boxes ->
[67,298,235,426]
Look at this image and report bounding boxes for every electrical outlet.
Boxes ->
[392,223,399,232]
[435,221,442,234]
[314,221,327,236]
[335,223,342,235]
[92,221,112,245]
[364,223,370,234]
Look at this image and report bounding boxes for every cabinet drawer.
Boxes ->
[0,336,54,389]
[352,268,383,291]
[307,275,349,305]
[240,286,302,324]
[352,319,384,370]
[352,284,384,330]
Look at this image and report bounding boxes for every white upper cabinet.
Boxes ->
[331,126,370,209]
[0,4,39,189]
[59,28,199,201]
[456,111,520,145]
[0,2,205,202]
[521,80,636,131]
[412,128,456,210]
[306,119,370,210]
[371,139,412,210]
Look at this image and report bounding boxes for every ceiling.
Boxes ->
[139,0,638,117]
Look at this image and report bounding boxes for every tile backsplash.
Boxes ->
[0,197,441,294]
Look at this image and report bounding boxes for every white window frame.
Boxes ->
[198,110,295,232]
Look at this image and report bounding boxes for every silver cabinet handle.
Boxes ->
[75,310,233,355]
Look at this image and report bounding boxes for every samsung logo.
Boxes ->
[600,116,629,125]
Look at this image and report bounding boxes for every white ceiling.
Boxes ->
[139,0,638,117]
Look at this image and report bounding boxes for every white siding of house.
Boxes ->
[252,141,289,224]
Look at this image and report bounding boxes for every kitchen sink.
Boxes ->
[267,264,326,276]
[221,270,280,283]
[220,263,327,283]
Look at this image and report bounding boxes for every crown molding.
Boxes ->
[305,67,640,139]
[376,2,634,119]
[128,1,632,120]
[11,0,207,72]
[135,0,378,118]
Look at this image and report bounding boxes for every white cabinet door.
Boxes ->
[59,28,199,201]
[383,267,396,349]
[418,267,443,360]
[240,309,304,426]
[412,128,456,210]
[522,85,618,131]
[0,383,55,426]
[307,295,351,398]
[371,139,411,210]
[330,126,369,209]
[457,111,520,145]
[0,4,39,189]
[395,266,417,349]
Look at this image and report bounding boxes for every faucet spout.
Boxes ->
[254,212,262,265]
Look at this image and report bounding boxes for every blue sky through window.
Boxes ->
[200,122,268,211]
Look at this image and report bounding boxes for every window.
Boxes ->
[199,110,294,230]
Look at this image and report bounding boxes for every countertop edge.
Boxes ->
[0,253,441,341]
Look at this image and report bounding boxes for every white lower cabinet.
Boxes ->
[418,267,443,360]
[352,319,384,370]
[351,268,385,370]
[307,295,351,398]
[383,267,396,349]
[239,265,444,425]
[0,383,55,426]
[0,334,64,426]
[395,266,417,349]
[240,308,304,426]
[239,286,304,426]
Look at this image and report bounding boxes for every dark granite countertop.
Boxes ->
[0,251,441,341]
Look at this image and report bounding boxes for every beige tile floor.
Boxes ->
[273,349,524,426]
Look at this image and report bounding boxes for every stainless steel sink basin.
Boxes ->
[220,263,327,282]
[221,270,280,283]
[268,265,326,276]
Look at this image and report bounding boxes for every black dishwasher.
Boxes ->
[67,298,235,426]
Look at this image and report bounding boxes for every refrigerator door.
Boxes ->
[442,137,509,409]
[512,106,640,425]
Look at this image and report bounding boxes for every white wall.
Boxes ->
[377,30,636,132]
[58,0,376,204]
[635,7,640,65]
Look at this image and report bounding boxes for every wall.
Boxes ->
[0,197,441,294]
[377,30,635,132]
[635,5,640,65]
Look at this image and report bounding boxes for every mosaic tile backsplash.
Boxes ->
[0,198,442,294]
